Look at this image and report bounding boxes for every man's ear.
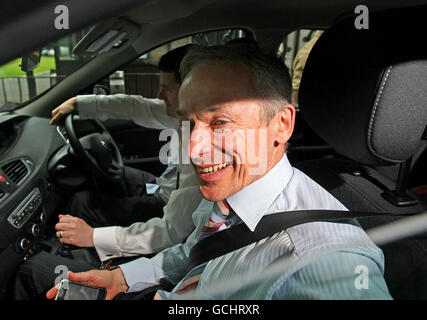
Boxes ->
[272,104,295,145]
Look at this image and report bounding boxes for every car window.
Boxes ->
[0,29,93,111]
[107,29,250,98]
[278,29,324,107]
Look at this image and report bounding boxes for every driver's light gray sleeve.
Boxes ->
[76,94,179,131]
[93,226,121,261]
[92,186,203,261]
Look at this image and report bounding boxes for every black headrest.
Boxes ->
[299,6,427,166]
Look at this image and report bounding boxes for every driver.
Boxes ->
[47,44,202,262]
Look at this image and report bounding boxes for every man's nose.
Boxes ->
[157,89,165,101]
[189,123,213,164]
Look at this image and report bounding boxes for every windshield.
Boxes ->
[0,29,93,111]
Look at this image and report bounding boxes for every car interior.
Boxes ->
[0,0,426,300]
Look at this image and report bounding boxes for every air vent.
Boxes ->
[2,159,29,185]
[0,189,5,200]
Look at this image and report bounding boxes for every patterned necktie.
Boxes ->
[199,199,241,239]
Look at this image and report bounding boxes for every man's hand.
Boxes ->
[50,97,77,126]
[55,214,94,247]
[46,269,129,300]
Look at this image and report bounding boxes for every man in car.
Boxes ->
[50,44,199,230]
[19,43,391,300]
[46,45,202,263]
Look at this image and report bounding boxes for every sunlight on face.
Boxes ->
[179,60,291,201]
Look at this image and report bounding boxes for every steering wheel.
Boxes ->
[64,114,126,193]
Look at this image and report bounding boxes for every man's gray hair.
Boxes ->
[180,43,292,123]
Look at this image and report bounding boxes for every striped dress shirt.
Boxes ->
[120,154,392,299]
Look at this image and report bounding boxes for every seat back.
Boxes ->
[297,5,427,299]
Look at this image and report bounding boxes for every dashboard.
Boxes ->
[0,113,65,297]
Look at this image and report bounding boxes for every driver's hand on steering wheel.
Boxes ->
[50,97,78,126]
[55,214,95,248]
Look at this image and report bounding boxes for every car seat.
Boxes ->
[296,5,427,299]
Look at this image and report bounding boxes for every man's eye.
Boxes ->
[214,120,228,126]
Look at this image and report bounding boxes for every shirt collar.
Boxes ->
[226,153,294,231]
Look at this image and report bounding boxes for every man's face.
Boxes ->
[179,60,295,202]
[158,72,180,117]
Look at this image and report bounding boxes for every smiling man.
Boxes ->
[179,51,291,202]
[45,43,391,300]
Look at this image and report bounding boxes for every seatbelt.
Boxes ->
[186,209,410,273]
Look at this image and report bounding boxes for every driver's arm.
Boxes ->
[77,94,179,130]
[92,186,203,261]
[50,94,179,131]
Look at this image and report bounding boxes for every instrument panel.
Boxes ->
[0,113,65,298]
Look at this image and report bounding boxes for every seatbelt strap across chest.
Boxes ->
[186,209,403,272]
